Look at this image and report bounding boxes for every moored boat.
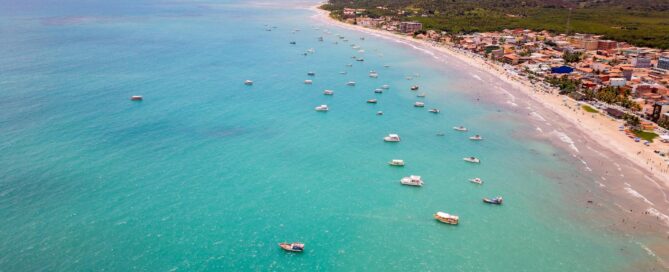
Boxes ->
[428,108,440,113]
[279,242,305,252]
[244,80,253,85]
[417,93,426,97]
[367,99,378,104]
[347,81,356,86]
[414,102,425,107]
[384,134,400,142]
[400,175,423,186]
[469,135,483,141]
[410,85,419,91]
[374,89,383,94]
[314,105,329,112]
[434,212,459,225]
[323,90,334,95]
[307,71,315,76]
[381,84,390,89]
[388,159,405,166]
[130,95,143,101]
[463,157,480,163]
[469,178,483,184]
[483,197,503,205]
[304,80,313,84]
[376,111,384,115]
[453,126,468,132]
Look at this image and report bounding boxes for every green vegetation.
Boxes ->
[323,1,669,49]
[632,130,658,142]
[583,86,641,111]
[545,76,580,94]
[582,105,599,113]
[563,51,582,63]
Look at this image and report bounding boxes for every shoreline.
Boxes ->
[311,5,669,267]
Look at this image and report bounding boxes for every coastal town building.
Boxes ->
[340,8,669,131]
[399,22,422,33]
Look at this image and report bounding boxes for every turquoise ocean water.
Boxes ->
[0,1,657,270]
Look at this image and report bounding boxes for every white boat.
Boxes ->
[463,157,480,163]
[314,105,329,112]
[304,80,313,84]
[428,108,440,113]
[410,85,419,91]
[388,159,405,166]
[453,126,468,132]
[417,93,426,97]
[347,81,356,86]
[323,90,334,95]
[244,80,253,85]
[469,178,483,184]
[384,134,400,142]
[369,71,378,78]
[469,135,483,141]
[376,111,384,115]
[307,72,316,76]
[130,95,143,101]
[356,58,364,62]
[381,84,390,89]
[400,175,423,186]
[367,99,378,104]
[434,212,459,225]
[414,102,425,107]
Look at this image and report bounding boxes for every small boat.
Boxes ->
[130,95,143,101]
[279,242,304,252]
[388,159,405,166]
[384,65,390,68]
[417,93,426,97]
[414,102,425,107]
[244,80,253,85]
[360,37,365,40]
[307,72,315,76]
[428,108,440,113]
[347,81,356,86]
[369,71,378,78]
[307,48,315,53]
[453,126,468,132]
[384,134,400,142]
[289,41,296,45]
[469,178,483,184]
[346,64,353,67]
[323,90,334,95]
[367,99,378,104]
[463,157,480,163]
[314,105,329,112]
[469,135,483,141]
[304,80,313,84]
[376,111,383,115]
[436,133,445,136]
[356,58,364,62]
[339,71,347,75]
[483,197,503,205]
[400,175,423,186]
[381,84,390,89]
[318,37,323,41]
[434,212,459,225]
[374,89,383,94]
[410,85,419,91]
